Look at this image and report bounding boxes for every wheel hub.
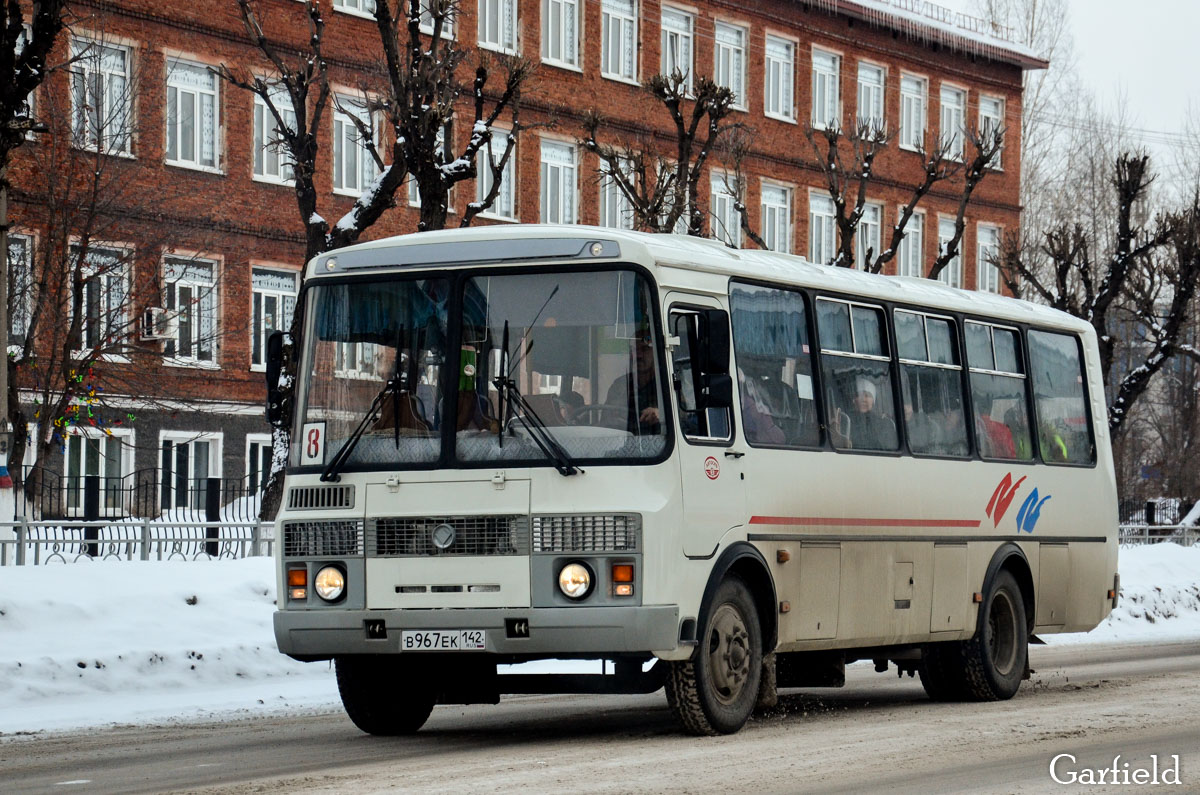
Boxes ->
[708,603,751,705]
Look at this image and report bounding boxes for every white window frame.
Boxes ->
[713,22,747,111]
[660,7,694,92]
[159,430,223,513]
[419,1,455,38]
[599,158,635,230]
[165,59,220,172]
[899,74,927,152]
[760,182,792,253]
[73,243,132,358]
[478,0,518,54]
[63,427,134,517]
[17,26,34,136]
[163,255,219,368]
[856,62,885,129]
[253,86,297,185]
[332,94,378,196]
[600,0,637,83]
[980,94,1005,169]
[246,433,273,492]
[542,0,580,70]
[764,35,795,122]
[709,172,740,248]
[977,223,1002,293]
[940,84,967,161]
[897,210,924,278]
[332,0,375,18]
[855,202,882,270]
[809,192,836,265]
[69,37,132,155]
[811,48,840,130]
[7,232,33,349]
[250,266,298,372]
[540,139,577,224]
[937,216,963,288]
[476,128,517,220]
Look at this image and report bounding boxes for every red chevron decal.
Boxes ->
[986,472,1026,529]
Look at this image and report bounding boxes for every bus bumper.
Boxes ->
[274,605,681,660]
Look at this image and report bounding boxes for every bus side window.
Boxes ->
[729,282,821,448]
[896,310,969,457]
[966,321,1033,460]
[670,310,732,442]
[817,298,898,452]
[1027,329,1095,465]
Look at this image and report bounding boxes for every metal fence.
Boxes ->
[1118,524,1199,548]
[0,519,275,565]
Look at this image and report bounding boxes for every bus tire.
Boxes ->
[335,655,436,735]
[917,642,968,701]
[958,569,1028,701]
[666,576,762,735]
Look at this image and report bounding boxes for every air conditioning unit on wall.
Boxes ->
[140,307,170,341]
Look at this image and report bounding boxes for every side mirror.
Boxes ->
[699,373,733,410]
[265,331,285,425]
[699,309,731,376]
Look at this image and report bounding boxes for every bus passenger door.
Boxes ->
[666,298,746,558]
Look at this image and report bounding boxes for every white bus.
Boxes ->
[269,226,1118,736]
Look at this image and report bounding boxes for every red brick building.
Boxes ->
[8,0,1044,507]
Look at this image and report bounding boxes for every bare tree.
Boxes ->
[219,0,532,517]
[0,0,67,169]
[999,152,1200,436]
[580,72,738,236]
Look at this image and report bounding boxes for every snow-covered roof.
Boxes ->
[314,224,1090,336]
[813,0,1048,70]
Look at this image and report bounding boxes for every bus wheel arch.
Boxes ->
[984,543,1035,638]
[697,542,778,654]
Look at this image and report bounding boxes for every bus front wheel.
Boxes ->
[335,655,436,735]
[919,569,1028,702]
[667,576,763,735]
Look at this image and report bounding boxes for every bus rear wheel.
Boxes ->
[919,569,1028,702]
[667,576,762,735]
[335,655,436,735]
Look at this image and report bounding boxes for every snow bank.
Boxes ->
[2,545,1198,735]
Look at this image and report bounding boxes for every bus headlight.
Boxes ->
[558,562,593,600]
[314,566,346,602]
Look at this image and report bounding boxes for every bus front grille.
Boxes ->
[531,514,641,552]
[283,519,364,557]
[369,515,529,557]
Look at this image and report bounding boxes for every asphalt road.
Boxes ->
[2,641,1197,794]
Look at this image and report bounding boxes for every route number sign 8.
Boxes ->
[301,422,326,465]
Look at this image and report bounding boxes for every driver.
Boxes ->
[604,329,661,434]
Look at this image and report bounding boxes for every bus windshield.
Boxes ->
[297,268,667,470]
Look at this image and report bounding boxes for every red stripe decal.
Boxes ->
[749,516,983,528]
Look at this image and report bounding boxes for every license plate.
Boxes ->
[401,629,486,651]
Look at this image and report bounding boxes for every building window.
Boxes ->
[164,257,217,365]
[166,60,219,170]
[760,184,792,253]
[333,0,375,15]
[811,49,840,129]
[251,267,297,370]
[542,0,579,68]
[600,158,635,230]
[660,7,693,90]
[809,193,836,265]
[16,26,34,131]
[764,36,794,121]
[332,95,377,195]
[418,1,455,37]
[601,0,637,81]
[714,23,747,109]
[855,202,882,270]
[253,88,296,184]
[540,140,576,223]
[160,433,220,511]
[937,217,963,288]
[980,95,1004,168]
[897,211,924,278]
[8,233,32,347]
[710,173,740,247]
[246,434,273,491]
[977,223,1001,293]
[476,128,516,219]
[900,75,926,151]
[940,85,966,160]
[856,63,885,129]
[72,244,130,352]
[70,38,131,154]
[478,0,517,53]
[65,429,132,515]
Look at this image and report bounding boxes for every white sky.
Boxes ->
[937,0,1199,148]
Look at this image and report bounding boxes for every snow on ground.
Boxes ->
[1,544,1198,736]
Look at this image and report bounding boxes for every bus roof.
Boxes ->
[310,224,1092,335]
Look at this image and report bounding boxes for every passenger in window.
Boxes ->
[833,378,895,451]
[739,369,785,445]
[976,396,1015,458]
[1004,407,1033,459]
[1040,422,1069,462]
[605,330,661,434]
[904,400,944,454]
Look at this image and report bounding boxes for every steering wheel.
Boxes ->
[569,403,632,430]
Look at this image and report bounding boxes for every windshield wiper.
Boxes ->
[494,372,582,476]
[319,372,402,482]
